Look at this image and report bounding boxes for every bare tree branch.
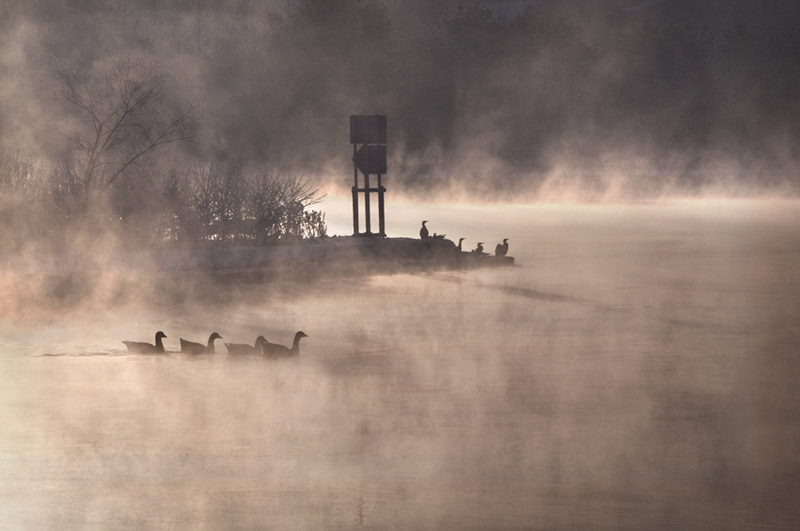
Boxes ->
[50,55,200,196]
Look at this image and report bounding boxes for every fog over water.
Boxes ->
[2,200,800,529]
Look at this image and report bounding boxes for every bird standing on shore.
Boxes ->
[123,331,167,354]
[457,237,465,251]
[473,242,484,254]
[263,331,308,358]
[495,238,509,257]
[419,220,429,239]
[180,332,222,354]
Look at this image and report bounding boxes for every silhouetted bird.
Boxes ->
[419,220,429,239]
[473,242,484,254]
[123,331,167,354]
[180,332,222,354]
[225,336,268,355]
[495,238,509,257]
[263,331,308,357]
[457,237,465,251]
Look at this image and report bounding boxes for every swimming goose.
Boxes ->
[123,331,167,354]
[225,336,268,355]
[263,331,307,358]
[495,238,509,257]
[180,332,222,354]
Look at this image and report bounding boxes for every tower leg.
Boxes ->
[364,172,371,234]
[352,146,359,236]
[352,185,359,236]
[378,174,385,237]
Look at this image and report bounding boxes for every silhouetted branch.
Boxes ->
[50,55,200,196]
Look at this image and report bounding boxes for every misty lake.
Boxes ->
[1,199,799,530]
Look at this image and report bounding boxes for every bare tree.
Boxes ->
[51,55,199,195]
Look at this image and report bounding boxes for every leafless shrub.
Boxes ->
[106,164,327,246]
[0,152,49,200]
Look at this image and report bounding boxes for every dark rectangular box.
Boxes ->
[354,144,387,174]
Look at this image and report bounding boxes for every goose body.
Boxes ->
[225,336,268,355]
[263,331,307,358]
[495,238,509,257]
[180,332,222,354]
[123,331,167,354]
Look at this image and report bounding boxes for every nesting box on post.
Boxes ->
[350,115,387,237]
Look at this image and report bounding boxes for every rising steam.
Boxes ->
[2,0,800,201]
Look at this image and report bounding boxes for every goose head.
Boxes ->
[156,331,167,340]
[209,332,222,341]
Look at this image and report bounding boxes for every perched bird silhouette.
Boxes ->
[457,237,466,252]
[123,331,167,354]
[225,336,268,355]
[263,331,308,358]
[180,332,222,354]
[473,242,484,254]
[495,238,509,257]
[419,220,429,239]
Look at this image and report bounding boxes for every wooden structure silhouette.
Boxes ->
[351,115,387,237]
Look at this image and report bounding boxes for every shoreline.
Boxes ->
[154,236,515,282]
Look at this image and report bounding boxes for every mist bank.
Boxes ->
[3,195,800,529]
[2,0,800,199]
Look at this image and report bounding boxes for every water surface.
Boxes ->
[1,200,799,529]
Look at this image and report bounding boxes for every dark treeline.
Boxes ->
[2,0,800,203]
[0,152,326,259]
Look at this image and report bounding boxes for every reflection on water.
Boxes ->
[1,200,800,529]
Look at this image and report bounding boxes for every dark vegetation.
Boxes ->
[0,152,326,257]
[1,51,327,257]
